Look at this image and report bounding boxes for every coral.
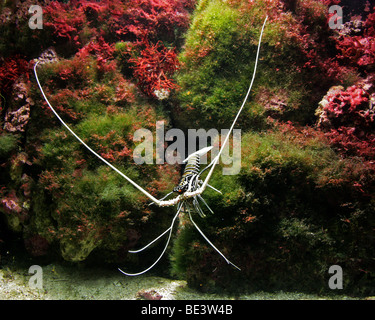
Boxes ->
[365,7,375,37]
[60,230,100,262]
[77,37,116,73]
[336,35,375,71]
[44,1,86,43]
[129,41,180,99]
[40,0,193,56]
[316,83,375,159]
[335,11,375,73]
[114,80,136,106]
[0,0,185,269]
[0,56,29,96]
[339,20,365,37]
[45,54,96,91]
[256,88,289,119]
[103,0,192,42]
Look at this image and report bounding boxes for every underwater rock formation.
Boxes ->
[175,0,346,130]
[170,0,375,294]
[33,48,59,66]
[316,80,375,159]
[4,79,33,133]
[0,0,187,268]
[0,0,374,295]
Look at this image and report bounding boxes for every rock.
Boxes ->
[33,48,59,66]
[3,79,33,133]
[339,19,365,37]
[60,233,101,262]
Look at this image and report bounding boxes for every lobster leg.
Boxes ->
[206,183,222,194]
[118,203,183,276]
[187,207,241,271]
[197,195,214,215]
[192,197,206,218]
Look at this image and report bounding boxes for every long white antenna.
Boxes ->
[34,61,162,205]
[187,207,241,270]
[118,203,183,276]
[34,15,268,206]
[198,16,268,194]
[35,16,268,276]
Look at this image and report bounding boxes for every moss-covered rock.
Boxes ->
[8,53,179,268]
[170,125,375,294]
[1,0,374,296]
[174,0,342,131]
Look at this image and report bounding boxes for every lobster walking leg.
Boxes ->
[118,202,184,276]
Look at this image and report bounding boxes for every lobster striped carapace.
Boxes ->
[174,150,203,194]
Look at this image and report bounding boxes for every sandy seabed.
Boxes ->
[0,263,189,300]
[0,263,365,300]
